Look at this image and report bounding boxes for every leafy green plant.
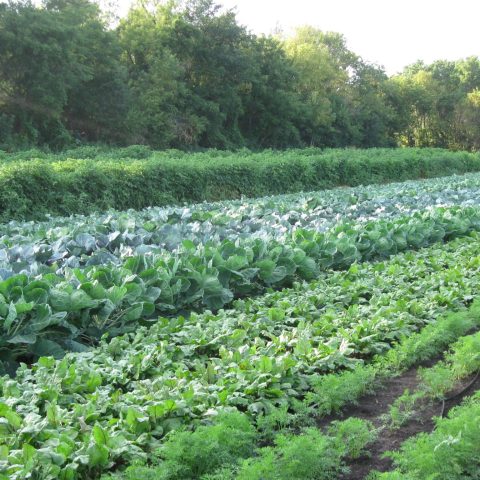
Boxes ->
[236,428,348,480]
[327,417,377,459]
[307,366,378,416]
[255,401,315,444]
[5,168,480,276]
[418,365,456,399]
[384,389,425,429]
[200,468,236,480]
[106,411,255,480]
[379,394,480,479]
[447,334,480,378]
[2,230,480,477]
[378,329,480,433]
[0,147,479,222]
[3,203,480,370]
[2,295,479,479]
[154,411,255,479]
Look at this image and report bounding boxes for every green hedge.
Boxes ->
[1,147,480,221]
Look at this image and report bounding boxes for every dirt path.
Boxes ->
[315,359,480,479]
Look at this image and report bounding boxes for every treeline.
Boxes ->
[0,0,479,151]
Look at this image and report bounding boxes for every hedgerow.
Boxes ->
[0,147,479,221]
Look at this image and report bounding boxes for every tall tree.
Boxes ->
[347,61,398,147]
[0,0,128,147]
[238,35,303,148]
[164,0,255,147]
[118,1,188,147]
[120,0,257,148]
[284,27,359,146]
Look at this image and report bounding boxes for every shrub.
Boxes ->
[0,147,479,221]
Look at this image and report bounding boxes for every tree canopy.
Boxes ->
[0,0,479,151]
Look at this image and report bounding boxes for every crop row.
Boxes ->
[373,332,480,480]
[2,234,480,478]
[2,172,480,275]
[1,206,480,370]
[101,320,480,480]
[101,413,377,480]
[0,148,479,222]
[377,392,480,480]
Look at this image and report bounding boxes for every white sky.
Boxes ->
[118,0,480,75]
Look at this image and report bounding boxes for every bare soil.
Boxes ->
[315,359,480,479]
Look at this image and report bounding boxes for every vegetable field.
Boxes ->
[1,160,480,479]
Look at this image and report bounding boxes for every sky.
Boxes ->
[118,0,480,75]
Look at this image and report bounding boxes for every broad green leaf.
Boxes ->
[87,443,109,467]
[4,302,17,331]
[7,334,37,344]
[0,403,22,429]
[31,339,65,358]
[92,424,109,446]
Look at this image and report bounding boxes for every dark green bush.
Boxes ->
[0,147,479,221]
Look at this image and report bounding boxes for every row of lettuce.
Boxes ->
[2,171,480,276]
[1,148,480,222]
[2,206,480,372]
[2,234,480,478]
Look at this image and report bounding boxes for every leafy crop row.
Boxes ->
[2,235,480,478]
[372,339,480,480]
[104,322,480,480]
[101,413,376,480]
[380,331,480,430]
[0,147,479,221]
[1,206,480,369]
[3,172,480,275]
[374,395,480,480]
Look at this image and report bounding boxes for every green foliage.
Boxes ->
[4,167,480,368]
[0,148,479,222]
[382,329,480,429]
[200,468,236,480]
[307,366,378,416]
[236,428,347,480]
[306,297,480,415]
[418,366,456,399]
[1,202,480,369]
[109,411,255,480]
[327,417,377,459]
[2,161,480,477]
[155,411,255,479]
[385,389,425,429]
[416,331,480,401]
[0,0,128,147]
[283,27,398,148]
[2,243,480,478]
[394,57,480,151]
[254,401,316,444]
[378,394,480,479]
[106,417,374,480]
[1,0,480,150]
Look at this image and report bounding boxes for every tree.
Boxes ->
[164,0,255,148]
[238,36,303,148]
[347,61,398,147]
[0,0,129,148]
[284,27,359,146]
[118,2,188,147]
[394,58,480,150]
